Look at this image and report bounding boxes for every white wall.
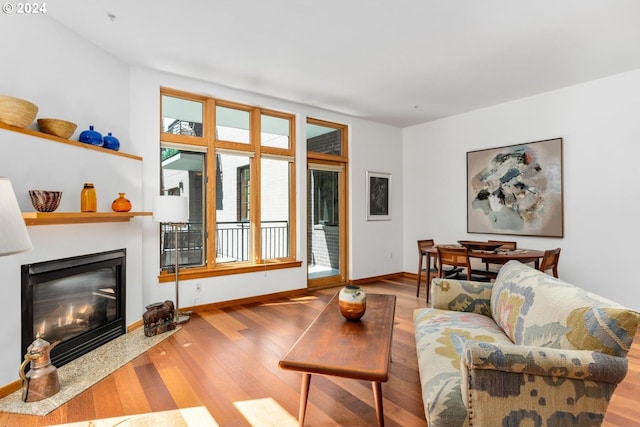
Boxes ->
[350,122,404,279]
[129,67,405,309]
[402,69,640,310]
[0,16,140,387]
[1,16,129,141]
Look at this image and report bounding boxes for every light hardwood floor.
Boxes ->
[0,276,638,426]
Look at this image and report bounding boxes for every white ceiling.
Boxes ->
[46,0,640,128]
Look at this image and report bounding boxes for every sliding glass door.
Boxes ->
[307,118,348,287]
[307,165,345,285]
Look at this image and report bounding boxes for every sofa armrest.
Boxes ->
[460,341,628,425]
[431,278,494,316]
[462,341,628,383]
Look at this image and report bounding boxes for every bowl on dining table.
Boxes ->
[457,240,504,251]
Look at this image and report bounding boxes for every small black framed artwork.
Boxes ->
[367,171,391,221]
[467,137,563,237]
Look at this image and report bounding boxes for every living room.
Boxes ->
[1,2,639,425]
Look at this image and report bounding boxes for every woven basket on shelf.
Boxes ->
[0,94,38,128]
[37,118,78,139]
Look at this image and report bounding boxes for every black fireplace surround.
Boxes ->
[21,249,126,368]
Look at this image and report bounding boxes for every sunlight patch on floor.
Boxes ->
[46,406,219,426]
[260,295,319,306]
[233,398,298,427]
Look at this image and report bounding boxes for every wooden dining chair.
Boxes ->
[416,239,437,297]
[437,246,494,282]
[539,248,561,278]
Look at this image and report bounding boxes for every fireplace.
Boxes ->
[21,249,126,368]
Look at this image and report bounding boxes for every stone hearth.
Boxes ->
[0,327,178,416]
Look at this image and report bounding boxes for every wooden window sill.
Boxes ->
[158,260,303,282]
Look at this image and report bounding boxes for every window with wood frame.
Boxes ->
[159,88,299,280]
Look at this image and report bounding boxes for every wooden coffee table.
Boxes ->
[279,292,396,426]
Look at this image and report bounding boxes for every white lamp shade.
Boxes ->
[0,177,32,256]
[152,195,189,223]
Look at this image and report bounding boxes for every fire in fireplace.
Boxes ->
[21,249,126,368]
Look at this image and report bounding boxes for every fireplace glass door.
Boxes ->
[32,268,118,344]
[22,249,126,368]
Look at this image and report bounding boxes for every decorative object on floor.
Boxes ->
[19,337,60,402]
[338,285,366,320]
[46,406,219,427]
[36,118,77,139]
[0,94,38,128]
[102,132,120,150]
[111,192,132,212]
[142,300,176,337]
[78,125,103,146]
[467,137,563,237]
[0,177,32,256]
[0,326,179,416]
[366,171,391,221]
[28,190,62,212]
[80,183,97,212]
[153,195,191,324]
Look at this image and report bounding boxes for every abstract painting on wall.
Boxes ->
[467,138,563,237]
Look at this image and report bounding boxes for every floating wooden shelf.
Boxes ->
[0,122,142,161]
[23,212,152,226]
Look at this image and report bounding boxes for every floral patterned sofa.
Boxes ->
[413,260,639,427]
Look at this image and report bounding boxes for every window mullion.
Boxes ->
[250,107,262,264]
[205,98,216,268]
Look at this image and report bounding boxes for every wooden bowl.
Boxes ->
[37,118,78,139]
[457,240,505,251]
[0,95,38,128]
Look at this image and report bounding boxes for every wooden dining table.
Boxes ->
[421,244,545,287]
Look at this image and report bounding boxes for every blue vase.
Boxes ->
[79,125,103,146]
[103,132,120,151]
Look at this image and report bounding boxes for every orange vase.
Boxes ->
[111,193,132,212]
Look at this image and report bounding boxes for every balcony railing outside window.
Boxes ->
[216,220,289,262]
[161,221,289,267]
[160,223,204,268]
